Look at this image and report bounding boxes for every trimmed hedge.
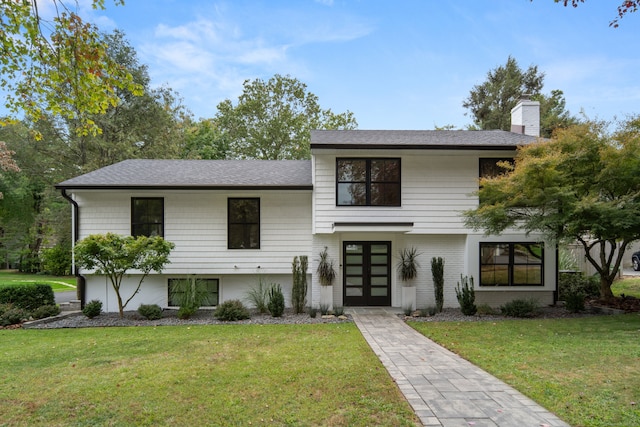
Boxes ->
[0,284,55,311]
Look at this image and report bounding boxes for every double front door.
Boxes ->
[343,242,391,306]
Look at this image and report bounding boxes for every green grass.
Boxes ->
[613,277,640,298]
[409,315,640,427]
[0,270,76,292]
[0,324,419,426]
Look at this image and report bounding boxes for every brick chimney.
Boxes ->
[510,95,540,137]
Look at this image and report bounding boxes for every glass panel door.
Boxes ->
[343,242,391,306]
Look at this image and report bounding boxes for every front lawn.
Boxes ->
[0,270,76,292]
[409,314,640,427]
[0,324,418,426]
[613,276,640,298]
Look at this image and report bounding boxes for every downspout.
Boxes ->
[60,189,85,307]
[554,242,559,305]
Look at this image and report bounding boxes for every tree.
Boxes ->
[214,74,357,160]
[180,119,230,160]
[0,0,141,138]
[463,117,640,299]
[537,89,579,138]
[534,1,638,27]
[463,56,576,138]
[74,233,175,317]
[0,141,20,199]
[68,31,189,171]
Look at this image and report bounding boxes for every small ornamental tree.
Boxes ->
[464,118,640,300]
[292,255,308,314]
[74,233,175,317]
[431,257,445,313]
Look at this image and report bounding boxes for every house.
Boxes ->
[56,98,557,312]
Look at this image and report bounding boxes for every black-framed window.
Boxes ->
[336,158,400,206]
[228,198,260,249]
[131,197,164,237]
[480,242,544,286]
[168,278,219,307]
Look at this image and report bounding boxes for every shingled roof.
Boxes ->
[310,129,539,149]
[56,159,312,190]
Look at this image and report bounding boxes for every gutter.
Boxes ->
[60,189,85,306]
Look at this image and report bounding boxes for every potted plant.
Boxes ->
[316,247,336,310]
[397,247,420,310]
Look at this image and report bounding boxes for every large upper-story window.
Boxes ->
[480,242,543,286]
[131,197,164,237]
[336,158,400,206]
[228,198,260,249]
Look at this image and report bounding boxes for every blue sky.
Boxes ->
[65,1,640,129]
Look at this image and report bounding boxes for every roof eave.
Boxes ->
[310,144,523,150]
[55,184,314,191]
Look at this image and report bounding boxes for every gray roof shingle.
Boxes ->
[56,159,312,189]
[310,129,539,149]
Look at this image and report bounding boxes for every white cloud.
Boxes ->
[135,4,373,119]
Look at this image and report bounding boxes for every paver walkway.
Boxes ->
[349,307,570,427]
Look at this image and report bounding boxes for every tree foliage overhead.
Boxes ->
[0,0,142,138]
[215,74,357,160]
[74,233,175,317]
[464,117,640,298]
[463,56,576,138]
[535,0,639,27]
[0,31,189,272]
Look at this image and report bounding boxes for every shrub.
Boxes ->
[419,306,437,317]
[41,243,72,276]
[291,256,308,314]
[82,299,102,319]
[138,304,163,320]
[319,303,330,315]
[431,257,445,313]
[178,306,197,320]
[0,284,55,311]
[476,304,498,315]
[0,303,13,317]
[32,305,61,320]
[308,307,317,318]
[455,275,477,316]
[0,307,30,326]
[565,293,586,313]
[267,284,285,318]
[245,278,270,313]
[214,300,250,321]
[559,272,599,301]
[333,306,344,316]
[500,298,540,318]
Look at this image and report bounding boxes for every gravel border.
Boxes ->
[24,308,352,329]
[402,305,612,322]
[20,304,613,329]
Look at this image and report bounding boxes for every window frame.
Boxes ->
[336,158,401,207]
[227,197,260,250]
[479,157,514,179]
[479,242,544,287]
[167,277,219,307]
[131,197,164,237]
